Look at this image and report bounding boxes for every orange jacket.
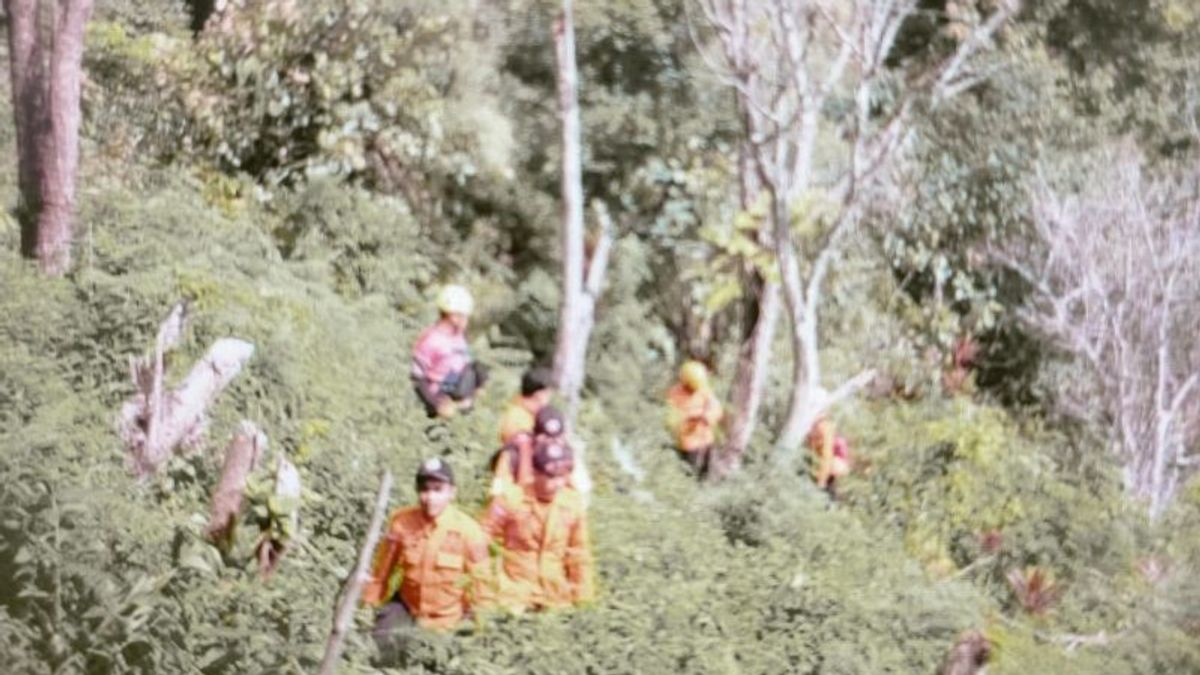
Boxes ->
[498,394,541,444]
[666,383,723,451]
[363,504,492,630]
[481,487,594,611]
[489,436,535,500]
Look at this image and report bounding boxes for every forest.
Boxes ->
[1,0,1199,673]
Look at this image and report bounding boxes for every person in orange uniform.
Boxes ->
[488,368,554,501]
[497,367,555,444]
[363,458,493,637]
[665,360,724,476]
[489,430,535,501]
[482,438,595,612]
[807,415,852,499]
[490,404,568,500]
[533,406,592,503]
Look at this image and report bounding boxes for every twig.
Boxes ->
[1050,630,1116,653]
[585,200,614,298]
[949,554,996,580]
[995,614,1124,653]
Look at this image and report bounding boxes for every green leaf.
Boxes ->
[703,279,743,315]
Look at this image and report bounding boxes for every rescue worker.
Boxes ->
[489,375,556,501]
[488,430,535,501]
[363,458,493,636]
[482,438,595,612]
[807,414,851,499]
[411,285,489,418]
[534,406,593,504]
[489,405,589,502]
[665,360,724,476]
[498,367,555,444]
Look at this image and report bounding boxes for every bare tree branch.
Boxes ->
[318,471,393,675]
[999,145,1200,516]
[931,1,1019,106]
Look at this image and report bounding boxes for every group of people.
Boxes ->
[362,439,593,636]
[364,286,593,639]
[367,284,853,638]
[663,359,851,494]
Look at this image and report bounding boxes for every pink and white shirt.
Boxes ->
[411,320,471,394]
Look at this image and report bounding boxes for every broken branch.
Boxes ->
[317,470,393,675]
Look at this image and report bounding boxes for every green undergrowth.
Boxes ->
[1,164,1198,674]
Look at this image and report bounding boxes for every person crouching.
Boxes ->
[411,285,489,418]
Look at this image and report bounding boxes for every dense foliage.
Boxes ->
[2,0,1199,673]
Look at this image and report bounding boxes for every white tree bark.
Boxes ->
[998,146,1200,517]
[551,0,612,423]
[697,0,1017,465]
[118,304,255,477]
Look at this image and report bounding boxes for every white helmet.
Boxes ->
[436,284,474,316]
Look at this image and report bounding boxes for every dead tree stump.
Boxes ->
[205,421,267,548]
[117,303,254,477]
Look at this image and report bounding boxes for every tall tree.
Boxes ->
[4,0,93,275]
[999,147,1200,518]
[551,0,612,421]
[697,0,1016,465]
[712,143,781,477]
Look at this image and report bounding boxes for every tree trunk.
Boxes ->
[205,422,267,546]
[3,0,92,274]
[35,0,92,274]
[712,278,780,478]
[768,188,819,454]
[711,142,780,478]
[769,192,876,462]
[555,204,612,422]
[4,0,45,253]
[550,0,595,422]
[775,306,822,454]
